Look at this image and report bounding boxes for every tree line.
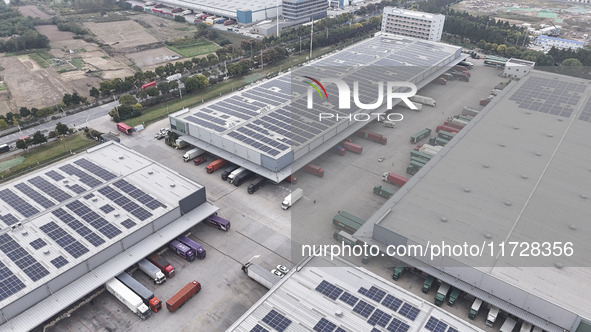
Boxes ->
[0,3,49,52]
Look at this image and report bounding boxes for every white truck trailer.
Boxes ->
[105,278,151,320]
[182,148,205,162]
[410,95,436,107]
[282,188,303,210]
[241,262,280,289]
[138,258,166,284]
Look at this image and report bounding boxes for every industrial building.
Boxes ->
[281,0,327,22]
[503,58,536,79]
[0,142,218,331]
[169,33,464,182]
[381,7,445,42]
[228,255,484,332]
[356,70,591,332]
[534,35,585,50]
[145,0,281,24]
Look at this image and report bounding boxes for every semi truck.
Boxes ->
[520,322,533,332]
[204,214,231,231]
[166,73,182,82]
[422,275,435,293]
[406,160,425,175]
[333,230,360,246]
[302,164,324,177]
[117,122,133,135]
[206,158,226,173]
[410,150,432,163]
[247,178,267,194]
[442,120,465,130]
[332,214,362,234]
[436,124,460,133]
[220,164,239,180]
[177,235,206,259]
[147,253,175,278]
[373,185,396,199]
[418,144,443,156]
[399,101,423,111]
[434,283,451,306]
[410,128,431,144]
[138,258,166,284]
[193,155,207,165]
[174,138,188,149]
[354,130,387,145]
[469,298,482,319]
[242,262,280,289]
[409,95,436,107]
[105,278,151,319]
[480,95,493,106]
[462,106,479,117]
[233,170,255,187]
[116,272,162,312]
[382,172,409,187]
[141,81,156,90]
[332,145,345,155]
[438,130,456,141]
[429,136,450,147]
[0,144,10,154]
[182,148,205,162]
[342,141,363,154]
[227,167,247,183]
[282,188,303,210]
[392,266,405,280]
[500,317,517,332]
[451,118,469,127]
[169,240,196,262]
[486,306,500,327]
[447,287,461,306]
[166,280,201,312]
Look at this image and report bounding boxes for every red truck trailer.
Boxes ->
[436,124,460,133]
[342,141,363,154]
[354,130,387,145]
[436,77,447,85]
[285,175,297,184]
[171,8,182,13]
[382,172,409,187]
[453,65,469,73]
[205,158,226,173]
[166,281,201,312]
[147,254,175,278]
[303,164,324,177]
[442,121,465,130]
[332,145,345,156]
[193,155,207,165]
[117,122,133,135]
[141,81,157,90]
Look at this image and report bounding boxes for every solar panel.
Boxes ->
[14,183,55,209]
[29,238,47,250]
[59,164,103,188]
[381,294,403,311]
[0,213,20,226]
[0,189,39,218]
[98,224,122,239]
[28,176,72,202]
[353,300,375,318]
[250,325,269,332]
[100,204,115,214]
[73,158,116,181]
[315,280,344,300]
[0,271,26,302]
[339,292,359,306]
[365,286,387,303]
[313,318,337,332]
[0,233,50,282]
[45,170,64,181]
[368,309,392,327]
[425,317,448,332]
[40,222,89,259]
[398,303,420,321]
[121,218,137,229]
[447,327,458,332]
[50,256,69,269]
[335,328,346,332]
[387,317,410,332]
[261,309,291,332]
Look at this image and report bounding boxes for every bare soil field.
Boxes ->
[35,25,75,43]
[84,20,159,49]
[17,5,51,19]
[128,13,195,42]
[125,47,181,68]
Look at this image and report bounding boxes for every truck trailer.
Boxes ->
[242,262,280,289]
[392,266,405,280]
[177,235,206,259]
[105,278,151,319]
[174,138,188,149]
[282,188,303,210]
[138,258,166,284]
[169,240,196,262]
[233,170,255,187]
[302,164,324,177]
[147,253,175,278]
[332,145,345,155]
[434,283,451,306]
[166,280,201,312]
[436,124,460,133]
[382,172,409,187]
[447,287,461,306]
[247,178,267,194]
[410,128,431,144]
[117,122,133,135]
[342,141,363,154]
[182,148,205,162]
[469,298,482,319]
[354,130,387,145]
[116,272,162,312]
[220,164,239,180]
[409,95,436,107]
[462,106,479,117]
[486,306,500,327]
[206,158,226,173]
[373,185,396,199]
[227,167,247,183]
[500,317,517,332]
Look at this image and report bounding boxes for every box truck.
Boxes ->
[147,253,175,278]
[227,167,247,183]
[447,287,461,306]
[138,258,166,284]
[422,275,435,293]
[373,185,396,199]
[182,148,205,162]
[177,235,206,259]
[282,188,303,210]
[469,298,482,319]
[247,178,267,194]
[116,272,162,312]
[409,95,436,107]
[169,240,196,262]
[105,278,151,319]
[354,130,387,145]
[434,283,450,306]
[410,128,431,143]
[206,158,226,173]
[486,306,500,327]
[242,262,280,289]
[382,172,409,187]
[303,164,324,177]
[166,281,201,312]
[220,164,239,180]
[342,141,363,154]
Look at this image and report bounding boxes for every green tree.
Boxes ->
[145,86,159,97]
[19,107,31,117]
[118,94,138,106]
[497,44,507,55]
[16,138,30,151]
[184,75,209,92]
[136,90,148,100]
[0,119,7,129]
[562,58,583,67]
[32,131,47,145]
[155,66,166,78]
[90,87,100,99]
[55,122,69,135]
[158,82,170,95]
[63,93,73,106]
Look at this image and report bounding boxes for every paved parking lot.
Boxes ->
[43,60,508,332]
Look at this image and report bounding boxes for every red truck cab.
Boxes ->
[303,164,324,177]
[193,155,207,165]
[206,158,226,173]
[147,254,175,278]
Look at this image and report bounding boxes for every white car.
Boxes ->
[276,265,289,274]
[271,269,285,278]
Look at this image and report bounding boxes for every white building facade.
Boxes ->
[503,58,535,79]
[381,7,445,41]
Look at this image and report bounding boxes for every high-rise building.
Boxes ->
[282,0,327,21]
[381,7,445,41]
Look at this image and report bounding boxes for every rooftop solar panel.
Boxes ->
[381,294,403,311]
[398,303,420,321]
[315,280,344,300]
[353,300,375,318]
[50,256,69,269]
[0,189,39,218]
[368,308,392,327]
[387,317,410,332]
[250,325,269,332]
[339,291,359,306]
[261,309,291,332]
[313,318,337,332]
[425,317,448,332]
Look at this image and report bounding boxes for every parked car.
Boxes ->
[276,265,289,274]
[271,269,285,278]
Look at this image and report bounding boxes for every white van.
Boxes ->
[383,121,396,128]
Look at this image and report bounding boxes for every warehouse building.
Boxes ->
[503,58,535,79]
[356,70,591,332]
[169,33,464,182]
[381,7,445,42]
[0,142,218,331]
[228,255,484,332]
[148,0,281,24]
[534,35,585,50]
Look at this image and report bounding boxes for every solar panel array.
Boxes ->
[0,259,26,301]
[313,317,337,332]
[52,207,106,247]
[578,95,591,123]
[261,309,292,332]
[508,76,586,118]
[447,327,458,332]
[359,286,387,303]
[39,222,89,259]
[425,317,448,332]
[66,200,122,239]
[180,35,457,159]
[353,300,375,318]
[387,317,410,332]
[398,303,420,321]
[29,238,47,250]
[28,176,72,202]
[315,280,344,300]
[50,256,69,269]
[381,294,403,311]
[0,188,39,219]
[0,233,49,283]
[250,324,270,332]
[368,308,392,327]
[339,291,359,306]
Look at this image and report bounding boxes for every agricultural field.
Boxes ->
[125,47,182,68]
[166,38,218,58]
[84,20,159,49]
[17,5,51,19]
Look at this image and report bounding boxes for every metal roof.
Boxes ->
[0,142,213,328]
[153,0,280,15]
[357,71,591,330]
[227,255,485,332]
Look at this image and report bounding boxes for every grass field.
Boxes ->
[0,133,99,181]
[29,53,50,68]
[70,58,86,70]
[0,85,7,91]
[166,38,218,58]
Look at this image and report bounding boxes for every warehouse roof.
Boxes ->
[153,0,280,15]
[357,70,591,331]
[227,255,484,332]
[0,142,212,322]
